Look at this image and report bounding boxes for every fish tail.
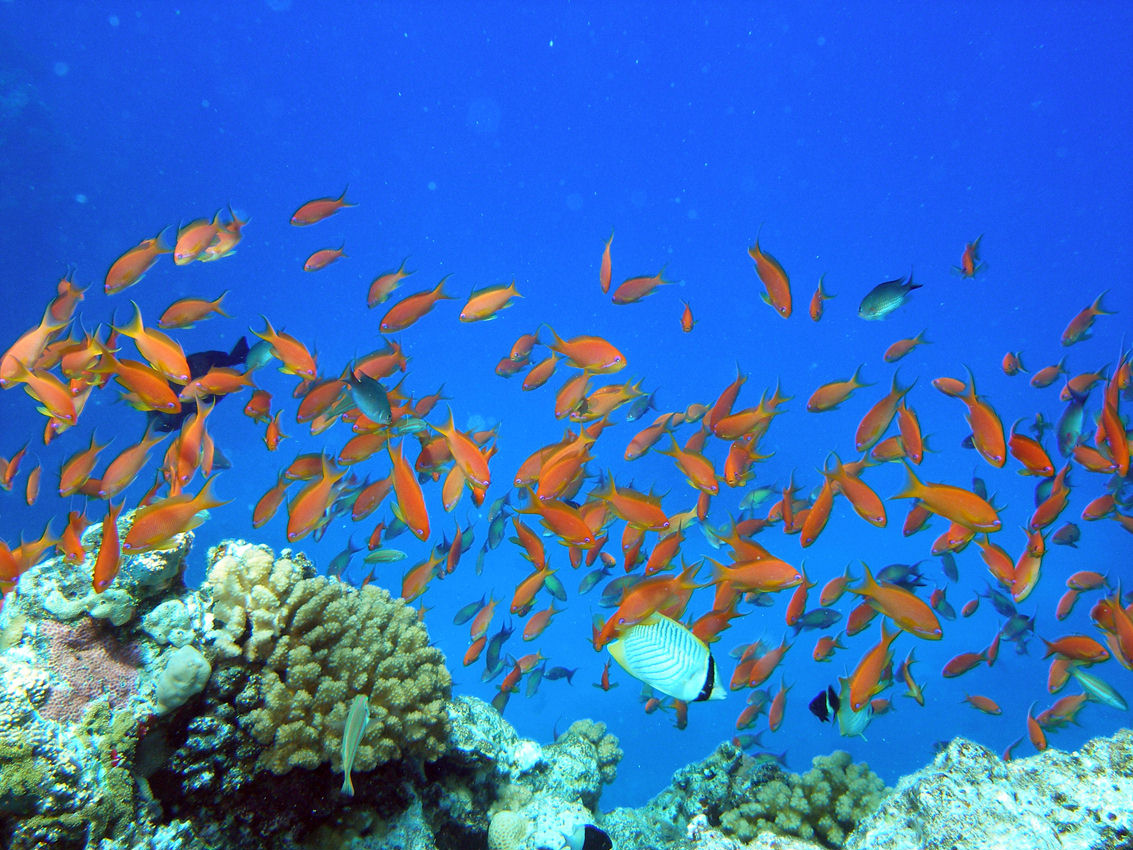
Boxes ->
[341,773,354,796]
[154,225,177,253]
[893,462,923,500]
[1092,289,1114,315]
[434,274,454,299]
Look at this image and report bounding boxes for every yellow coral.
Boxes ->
[205,542,451,778]
[488,810,532,850]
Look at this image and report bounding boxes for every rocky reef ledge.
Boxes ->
[0,524,1129,850]
[667,730,1133,850]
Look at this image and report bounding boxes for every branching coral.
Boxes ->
[719,750,888,848]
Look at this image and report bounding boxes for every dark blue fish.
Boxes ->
[545,666,577,684]
[147,337,249,432]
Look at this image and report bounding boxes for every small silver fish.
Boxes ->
[858,271,922,320]
[341,694,371,796]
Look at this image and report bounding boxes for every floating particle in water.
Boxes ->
[54,62,69,77]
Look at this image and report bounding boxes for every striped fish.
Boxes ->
[607,613,725,702]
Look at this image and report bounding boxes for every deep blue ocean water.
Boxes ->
[1,2,1130,811]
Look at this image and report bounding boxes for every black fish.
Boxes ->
[147,337,250,432]
[809,685,839,723]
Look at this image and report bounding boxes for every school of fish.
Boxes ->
[0,193,1129,765]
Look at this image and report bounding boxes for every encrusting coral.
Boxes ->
[203,540,452,776]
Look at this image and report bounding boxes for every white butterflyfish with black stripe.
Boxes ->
[607,613,726,702]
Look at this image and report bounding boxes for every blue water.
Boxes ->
[1,2,1130,812]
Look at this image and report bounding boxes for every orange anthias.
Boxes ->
[115,301,191,383]
[747,229,792,318]
[849,623,899,710]
[850,563,942,640]
[367,257,414,307]
[104,226,175,294]
[612,268,672,305]
[388,440,431,541]
[855,372,914,452]
[123,479,229,553]
[290,187,356,226]
[460,280,522,322]
[544,327,625,374]
[892,462,1001,533]
[253,316,318,379]
[92,500,124,593]
[807,365,870,412]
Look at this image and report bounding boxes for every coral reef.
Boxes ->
[844,731,1133,850]
[5,523,1128,850]
[203,540,451,774]
[718,751,887,848]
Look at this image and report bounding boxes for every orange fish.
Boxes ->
[747,228,792,318]
[953,235,984,278]
[48,269,87,322]
[286,455,346,542]
[599,230,614,293]
[401,552,442,602]
[612,268,671,305]
[367,257,414,307]
[173,213,222,265]
[1029,357,1066,388]
[895,401,924,464]
[388,440,430,541]
[544,326,625,374]
[99,430,166,498]
[957,368,1006,468]
[679,301,696,333]
[893,462,1001,532]
[1061,290,1113,346]
[290,187,356,226]
[104,226,174,294]
[807,365,870,412]
[7,361,79,425]
[460,280,522,322]
[264,411,287,451]
[848,623,899,710]
[1001,351,1025,376]
[379,276,453,333]
[850,563,942,640]
[303,244,347,272]
[1,306,67,389]
[58,431,109,497]
[964,694,1001,715]
[884,330,929,363]
[115,301,191,382]
[1026,702,1047,751]
[123,479,228,553]
[253,316,318,379]
[92,500,124,593]
[253,475,292,528]
[855,372,914,452]
[1007,424,1054,477]
[808,274,833,322]
[158,292,229,329]
[659,437,718,494]
[431,409,491,489]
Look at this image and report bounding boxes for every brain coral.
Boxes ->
[204,541,452,777]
